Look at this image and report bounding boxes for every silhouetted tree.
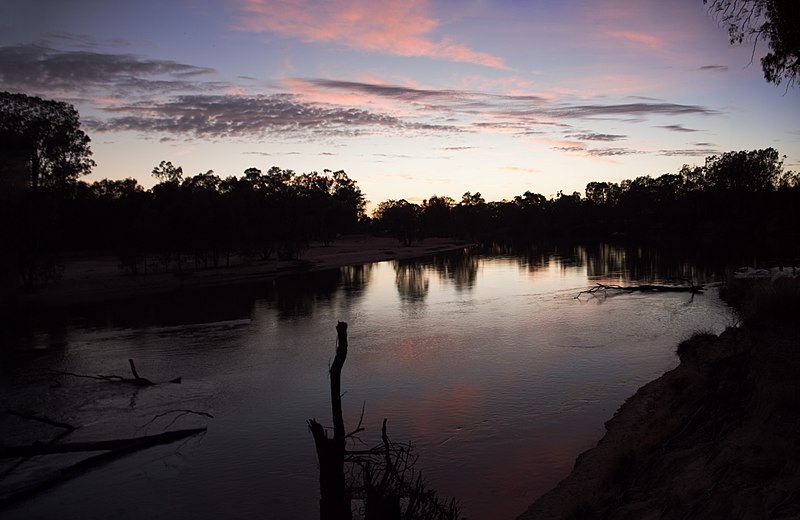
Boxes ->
[373,199,421,246]
[705,0,800,87]
[151,160,184,184]
[704,148,784,191]
[0,91,95,189]
[421,195,455,237]
[452,192,488,241]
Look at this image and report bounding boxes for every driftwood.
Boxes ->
[2,371,210,510]
[0,411,78,481]
[1,428,207,458]
[576,282,705,299]
[0,427,206,509]
[6,410,76,434]
[48,358,181,386]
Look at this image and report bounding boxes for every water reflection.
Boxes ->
[394,260,430,301]
[483,242,726,284]
[431,248,479,290]
[274,269,340,318]
[4,243,731,358]
[339,264,373,293]
[1,244,740,520]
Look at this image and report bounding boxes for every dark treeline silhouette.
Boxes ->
[4,91,799,290]
[3,165,367,287]
[372,148,800,263]
[3,164,367,290]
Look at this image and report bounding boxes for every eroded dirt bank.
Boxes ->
[518,275,800,519]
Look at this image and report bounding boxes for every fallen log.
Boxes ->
[576,282,705,299]
[0,427,207,509]
[6,410,76,433]
[1,427,207,458]
[47,358,180,386]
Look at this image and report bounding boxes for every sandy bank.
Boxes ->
[9,235,472,308]
[517,300,800,519]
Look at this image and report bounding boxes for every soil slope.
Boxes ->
[518,277,800,519]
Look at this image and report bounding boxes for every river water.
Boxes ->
[1,244,738,519]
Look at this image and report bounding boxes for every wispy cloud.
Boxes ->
[0,43,217,98]
[657,124,700,132]
[234,0,507,69]
[604,30,663,51]
[567,132,627,141]
[549,103,716,119]
[1,43,722,156]
[501,166,542,174]
[698,65,728,72]
[294,79,715,125]
[86,94,460,139]
[587,147,641,156]
[45,31,147,50]
[658,148,719,157]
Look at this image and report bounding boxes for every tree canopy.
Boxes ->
[706,0,800,87]
[0,91,95,189]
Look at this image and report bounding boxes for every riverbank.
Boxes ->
[518,272,800,519]
[8,235,472,308]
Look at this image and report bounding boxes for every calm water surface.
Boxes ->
[1,246,737,519]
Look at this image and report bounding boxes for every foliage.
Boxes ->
[5,131,796,287]
[705,0,800,87]
[370,147,797,260]
[151,160,184,184]
[703,148,784,191]
[0,91,95,189]
[373,200,422,246]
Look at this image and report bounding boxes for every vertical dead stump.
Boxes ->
[308,321,351,520]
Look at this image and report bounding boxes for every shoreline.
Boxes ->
[517,275,800,519]
[7,235,472,309]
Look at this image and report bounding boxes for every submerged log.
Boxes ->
[1,427,207,458]
[48,358,179,386]
[0,427,206,509]
[576,282,705,299]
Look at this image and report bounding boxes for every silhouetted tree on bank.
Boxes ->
[3,94,795,289]
[706,0,800,87]
[1,92,95,287]
[0,92,95,189]
[376,148,797,260]
[373,199,422,246]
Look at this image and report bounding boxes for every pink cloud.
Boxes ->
[235,0,507,69]
[604,30,663,50]
[529,137,587,152]
[283,78,417,116]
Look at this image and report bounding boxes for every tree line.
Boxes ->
[2,161,367,287]
[373,148,799,257]
[3,91,799,289]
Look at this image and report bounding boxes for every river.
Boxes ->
[0,244,738,519]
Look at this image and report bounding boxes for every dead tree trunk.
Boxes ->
[308,321,351,520]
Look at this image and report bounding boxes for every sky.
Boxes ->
[1,0,798,210]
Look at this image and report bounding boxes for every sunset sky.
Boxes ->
[2,0,798,209]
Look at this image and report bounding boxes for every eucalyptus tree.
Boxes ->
[0,92,95,190]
